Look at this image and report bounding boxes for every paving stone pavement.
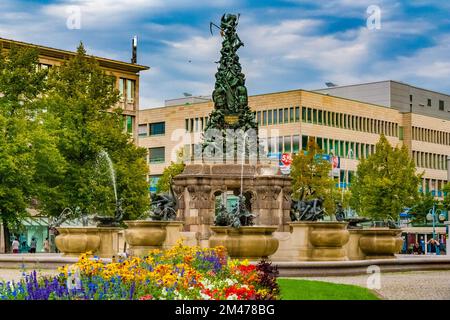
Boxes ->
[296,270,450,300]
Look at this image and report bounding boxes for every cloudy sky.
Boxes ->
[1,0,449,108]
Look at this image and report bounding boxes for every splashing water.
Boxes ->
[97,150,118,204]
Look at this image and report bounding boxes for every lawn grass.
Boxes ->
[278,278,380,300]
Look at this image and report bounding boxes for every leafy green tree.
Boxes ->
[350,134,422,221]
[409,192,436,224]
[290,137,336,214]
[43,43,149,220]
[443,182,450,211]
[156,149,185,193]
[0,46,66,249]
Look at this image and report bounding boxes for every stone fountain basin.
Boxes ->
[209,225,279,260]
[123,220,184,256]
[55,227,101,256]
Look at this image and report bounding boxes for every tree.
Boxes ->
[443,183,450,211]
[350,134,422,221]
[156,149,185,193]
[409,192,437,224]
[42,43,149,220]
[0,46,66,250]
[290,137,337,214]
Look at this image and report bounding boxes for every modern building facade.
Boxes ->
[139,84,449,196]
[0,37,149,141]
[139,82,450,252]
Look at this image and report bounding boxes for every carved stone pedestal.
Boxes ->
[173,163,292,242]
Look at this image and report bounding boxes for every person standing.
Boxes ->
[30,237,37,253]
[11,238,19,254]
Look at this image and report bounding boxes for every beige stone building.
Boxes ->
[139,86,450,197]
[0,37,149,253]
[0,37,149,141]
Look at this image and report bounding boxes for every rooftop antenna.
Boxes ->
[131,35,138,64]
[325,82,338,88]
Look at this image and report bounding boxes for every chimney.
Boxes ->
[131,35,137,64]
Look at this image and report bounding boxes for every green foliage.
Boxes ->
[443,183,450,211]
[40,43,149,220]
[0,46,66,231]
[350,134,422,220]
[409,192,438,224]
[156,162,185,193]
[290,137,336,214]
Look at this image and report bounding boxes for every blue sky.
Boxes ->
[1,0,450,108]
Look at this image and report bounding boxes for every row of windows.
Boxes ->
[299,135,376,159]
[301,107,399,137]
[254,107,301,126]
[412,126,450,146]
[412,151,449,170]
[185,116,209,133]
[420,178,448,195]
[118,78,136,104]
[139,122,165,137]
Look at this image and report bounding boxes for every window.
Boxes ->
[318,110,323,125]
[290,107,294,122]
[284,136,291,152]
[190,119,194,132]
[138,124,148,137]
[185,119,189,132]
[292,135,300,153]
[273,109,278,124]
[257,111,261,125]
[263,111,267,125]
[317,137,323,150]
[126,79,135,103]
[302,135,308,151]
[150,122,165,136]
[149,147,165,163]
[126,116,133,134]
[284,108,289,123]
[268,110,272,125]
[307,108,312,123]
[295,107,300,122]
[302,107,307,122]
[279,109,283,124]
[427,99,432,107]
[313,109,317,124]
[119,78,125,100]
[439,100,445,111]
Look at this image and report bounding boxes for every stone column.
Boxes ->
[96,227,122,259]
[186,184,214,247]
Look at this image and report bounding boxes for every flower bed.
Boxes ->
[0,243,279,300]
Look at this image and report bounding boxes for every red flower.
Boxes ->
[139,294,153,300]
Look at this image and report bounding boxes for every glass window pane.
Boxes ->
[302,107,306,122]
[318,110,323,125]
[268,110,272,125]
[149,147,165,163]
[273,109,278,124]
[293,135,300,153]
[284,108,289,123]
[290,107,294,122]
[284,136,291,152]
[295,107,300,122]
[302,135,308,151]
[150,122,165,135]
[138,124,147,137]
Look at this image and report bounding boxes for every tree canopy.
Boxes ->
[350,134,422,220]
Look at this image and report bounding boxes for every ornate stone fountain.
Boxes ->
[173,14,291,249]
